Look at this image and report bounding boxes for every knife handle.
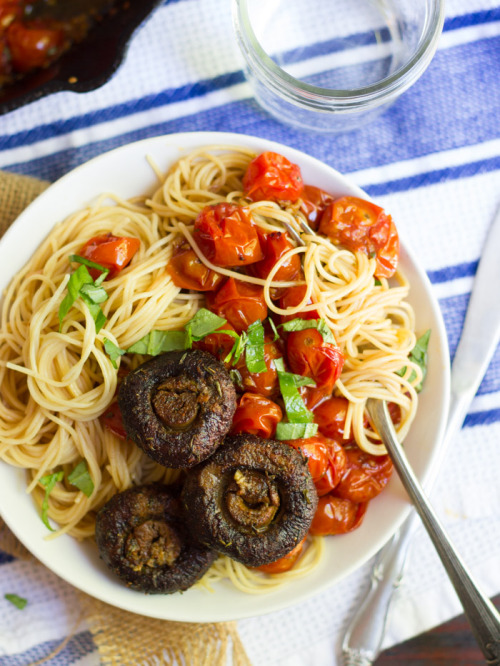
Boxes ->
[341,514,419,666]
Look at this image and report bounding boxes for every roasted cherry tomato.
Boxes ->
[193,202,263,267]
[231,393,282,439]
[313,396,355,443]
[310,495,367,536]
[334,446,393,503]
[80,234,140,281]
[6,21,65,73]
[300,185,334,229]
[250,231,301,287]
[243,151,304,203]
[167,240,224,292]
[314,440,348,496]
[278,284,319,324]
[205,278,268,333]
[193,322,237,363]
[0,2,23,36]
[287,328,344,394]
[319,196,399,278]
[236,337,282,397]
[256,537,306,574]
[287,435,330,484]
[100,399,127,440]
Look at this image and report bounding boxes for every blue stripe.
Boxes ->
[3,34,499,183]
[0,630,95,665]
[444,8,500,31]
[0,550,15,564]
[363,156,500,197]
[465,408,500,428]
[271,8,500,70]
[439,292,500,396]
[427,261,478,285]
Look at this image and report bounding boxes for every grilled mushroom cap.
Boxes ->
[118,349,237,468]
[95,484,216,594]
[181,434,318,567]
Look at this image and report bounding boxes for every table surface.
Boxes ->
[376,594,500,665]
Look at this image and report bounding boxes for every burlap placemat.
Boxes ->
[0,171,251,666]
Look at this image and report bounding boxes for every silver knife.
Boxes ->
[342,204,500,666]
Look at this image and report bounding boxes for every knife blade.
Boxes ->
[342,204,500,666]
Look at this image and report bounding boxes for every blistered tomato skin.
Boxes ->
[334,446,393,503]
[81,234,140,280]
[243,152,304,203]
[319,196,399,278]
[205,277,268,333]
[250,231,301,285]
[310,495,367,536]
[231,393,283,439]
[300,185,334,229]
[193,202,263,268]
[167,241,224,291]
[286,328,344,394]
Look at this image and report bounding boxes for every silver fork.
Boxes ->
[342,204,500,665]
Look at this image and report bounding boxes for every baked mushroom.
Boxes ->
[95,484,216,593]
[118,349,237,468]
[181,434,318,567]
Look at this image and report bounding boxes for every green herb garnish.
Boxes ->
[127,330,188,355]
[275,422,319,440]
[185,308,227,342]
[274,357,315,424]
[68,460,94,498]
[245,320,267,374]
[58,256,109,332]
[4,593,27,610]
[39,471,64,531]
[397,329,431,392]
[280,317,336,344]
[103,338,125,368]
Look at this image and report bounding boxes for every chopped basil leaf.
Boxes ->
[58,264,94,328]
[245,320,267,374]
[59,259,110,332]
[223,330,246,365]
[80,283,109,304]
[316,319,336,344]
[275,422,319,440]
[103,338,125,368]
[268,317,280,341]
[185,308,227,340]
[68,460,94,497]
[280,317,336,344]
[4,593,27,610]
[80,293,106,333]
[374,278,382,286]
[127,330,188,355]
[39,471,64,531]
[69,254,109,281]
[397,329,431,392]
[274,357,315,424]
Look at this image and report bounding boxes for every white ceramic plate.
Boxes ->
[0,131,450,622]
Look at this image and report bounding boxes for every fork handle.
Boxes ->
[368,400,500,665]
[341,514,418,666]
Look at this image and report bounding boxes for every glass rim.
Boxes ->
[233,0,446,108]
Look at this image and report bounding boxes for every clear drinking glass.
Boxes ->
[232,0,445,132]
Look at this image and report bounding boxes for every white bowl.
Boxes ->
[0,131,450,622]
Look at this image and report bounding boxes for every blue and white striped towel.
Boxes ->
[0,1,499,664]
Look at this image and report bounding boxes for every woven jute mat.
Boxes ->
[0,171,251,666]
